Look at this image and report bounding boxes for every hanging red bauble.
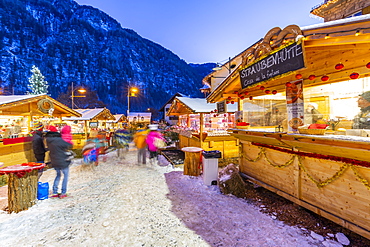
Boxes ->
[366,62,370,69]
[295,74,302,79]
[350,73,359,79]
[234,91,238,94]
[249,96,253,100]
[226,101,230,104]
[286,82,292,87]
[224,114,227,117]
[260,86,265,90]
[231,101,235,104]
[272,90,277,95]
[240,96,245,99]
[215,109,218,112]
[309,75,316,80]
[209,120,212,123]
[265,90,271,94]
[227,96,231,100]
[213,114,217,117]
[335,63,344,70]
[244,92,249,95]
[321,75,329,81]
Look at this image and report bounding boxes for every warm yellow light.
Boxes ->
[325,34,330,39]
[78,88,86,93]
[130,87,138,93]
[355,30,360,36]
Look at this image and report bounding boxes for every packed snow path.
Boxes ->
[0,145,324,246]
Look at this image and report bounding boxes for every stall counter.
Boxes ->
[230,128,370,239]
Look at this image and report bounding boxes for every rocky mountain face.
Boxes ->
[0,0,215,115]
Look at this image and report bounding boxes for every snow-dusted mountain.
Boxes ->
[0,0,215,114]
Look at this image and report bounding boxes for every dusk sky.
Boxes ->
[74,0,324,64]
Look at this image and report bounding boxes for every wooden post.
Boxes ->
[8,170,38,213]
[200,113,204,148]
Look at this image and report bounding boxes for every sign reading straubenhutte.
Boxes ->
[239,42,305,89]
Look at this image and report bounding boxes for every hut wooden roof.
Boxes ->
[207,15,370,103]
[0,94,81,117]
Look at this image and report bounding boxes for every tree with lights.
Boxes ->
[27,65,49,94]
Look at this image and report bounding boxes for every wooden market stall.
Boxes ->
[204,10,370,239]
[167,96,239,165]
[63,108,116,148]
[127,112,151,129]
[106,114,127,130]
[0,94,81,167]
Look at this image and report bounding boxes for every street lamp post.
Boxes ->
[127,87,139,116]
[71,82,86,109]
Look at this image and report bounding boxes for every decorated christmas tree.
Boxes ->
[27,65,49,94]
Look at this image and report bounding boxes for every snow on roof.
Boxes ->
[128,112,151,118]
[63,108,109,120]
[301,13,370,31]
[0,94,46,105]
[176,97,238,113]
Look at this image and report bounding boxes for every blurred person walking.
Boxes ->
[133,128,149,165]
[146,124,166,165]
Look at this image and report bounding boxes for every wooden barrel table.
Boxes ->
[0,163,46,213]
[181,147,203,176]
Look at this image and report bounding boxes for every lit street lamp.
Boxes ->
[127,87,139,116]
[71,82,86,109]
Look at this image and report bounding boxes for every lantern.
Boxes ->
[286,82,292,87]
[335,63,344,70]
[272,90,277,95]
[308,75,316,80]
[295,74,302,79]
[321,75,329,81]
[350,73,359,79]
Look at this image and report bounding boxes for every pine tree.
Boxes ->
[27,65,49,94]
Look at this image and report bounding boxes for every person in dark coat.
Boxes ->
[31,121,48,180]
[45,126,73,199]
[31,121,47,163]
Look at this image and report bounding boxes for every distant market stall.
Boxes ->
[167,97,239,165]
[63,108,115,147]
[204,10,370,239]
[106,114,127,129]
[127,112,151,128]
[0,94,81,167]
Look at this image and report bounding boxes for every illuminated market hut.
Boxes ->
[203,3,370,239]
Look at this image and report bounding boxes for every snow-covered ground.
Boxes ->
[0,145,341,246]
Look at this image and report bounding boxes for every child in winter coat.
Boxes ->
[61,125,73,145]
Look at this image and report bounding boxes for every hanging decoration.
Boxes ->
[308,75,316,80]
[295,74,302,79]
[272,90,277,95]
[249,96,253,100]
[366,62,370,69]
[335,63,344,70]
[321,75,329,81]
[260,86,265,90]
[265,90,271,94]
[285,82,292,87]
[350,72,359,79]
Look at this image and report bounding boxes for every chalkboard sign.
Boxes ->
[239,42,305,89]
[217,101,226,113]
